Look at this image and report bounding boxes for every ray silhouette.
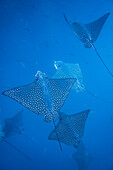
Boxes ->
[3,110,24,138]
[2,71,76,151]
[53,61,85,92]
[48,110,90,148]
[53,61,113,104]
[72,143,113,170]
[63,13,113,78]
[72,142,92,170]
[3,110,35,143]
[0,110,31,160]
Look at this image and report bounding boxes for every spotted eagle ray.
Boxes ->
[48,110,90,148]
[53,60,113,104]
[0,110,31,160]
[3,110,35,143]
[53,61,85,92]
[64,13,113,78]
[3,110,24,138]
[2,71,76,151]
[72,142,92,170]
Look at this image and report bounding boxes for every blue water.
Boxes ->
[0,0,113,169]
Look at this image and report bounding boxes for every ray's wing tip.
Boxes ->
[2,91,6,96]
[48,135,51,140]
[2,90,9,97]
[83,109,90,116]
[71,78,77,83]
[106,12,111,16]
[48,132,54,140]
[87,109,90,113]
[86,109,90,115]
[105,12,111,19]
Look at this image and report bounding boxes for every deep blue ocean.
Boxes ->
[0,0,113,169]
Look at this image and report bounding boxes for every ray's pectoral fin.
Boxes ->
[49,78,76,112]
[69,109,90,139]
[2,78,76,118]
[85,12,110,42]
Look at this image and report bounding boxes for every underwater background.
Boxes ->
[0,0,113,169]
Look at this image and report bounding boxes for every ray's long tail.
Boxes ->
[3,140,31,160]
[84,89,113,104]
[91,43,113,78]
[52,120,62,151]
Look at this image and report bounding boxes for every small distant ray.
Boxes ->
[48,110,90,148]
[0,111,31,160]
[64,13,113,78]
[3,110,24,138]
[2,110,33,143]
[2,71,76,151]
[52,60,113,104]
[72,142,92,170]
